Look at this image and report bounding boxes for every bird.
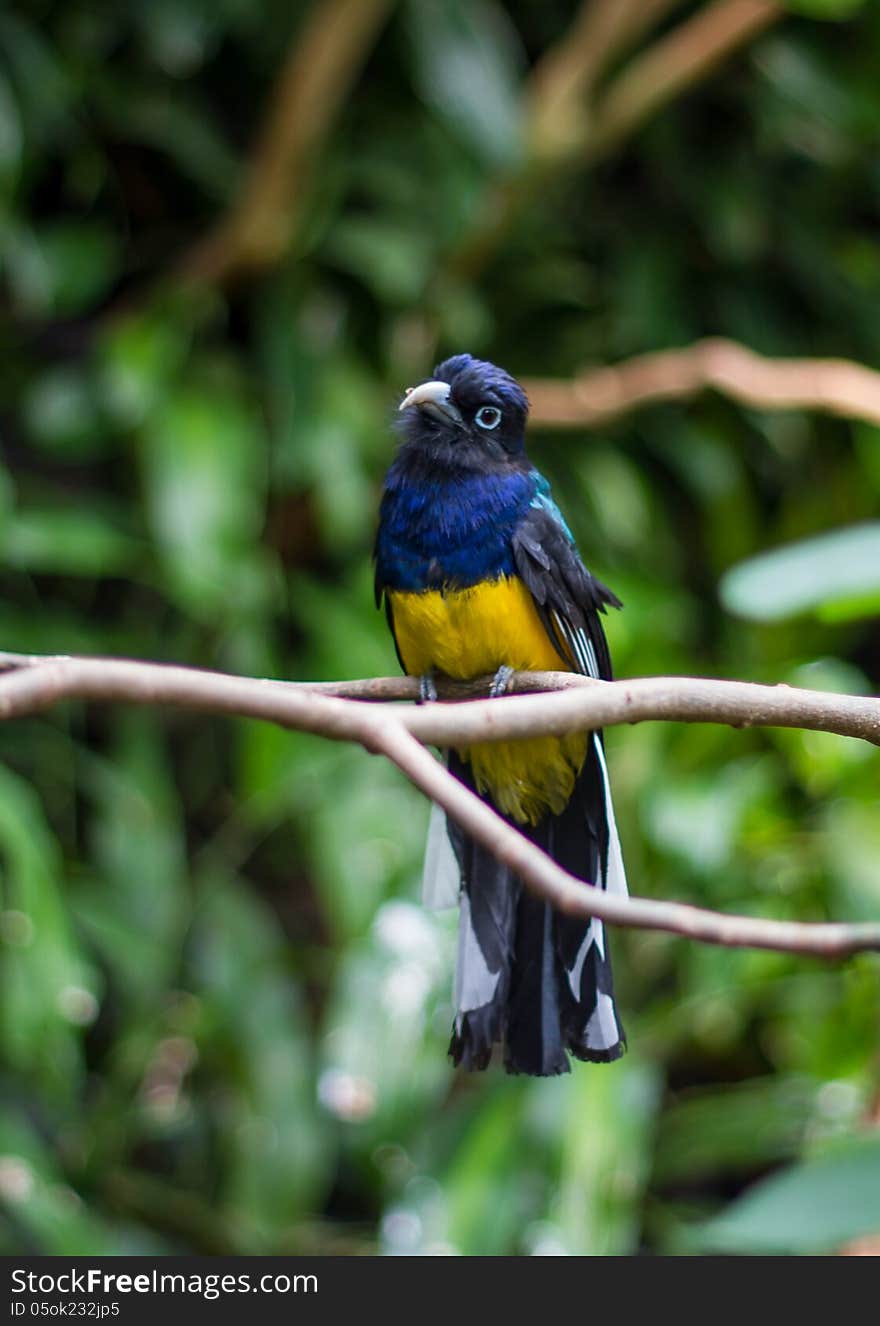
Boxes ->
[373,353,627,1075]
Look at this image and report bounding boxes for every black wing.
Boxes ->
[509,496,628,1069]
[511,501,621,682]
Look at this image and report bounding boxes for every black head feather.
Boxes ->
[396,352,530,471]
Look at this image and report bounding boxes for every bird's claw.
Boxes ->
[489,665,515,698]
[418,672,439,703]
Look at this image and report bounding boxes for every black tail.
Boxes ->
[444,737,626,1075]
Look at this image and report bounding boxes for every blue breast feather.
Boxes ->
[376,466,569,591]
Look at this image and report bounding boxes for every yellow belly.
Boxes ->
[388,577,586,825]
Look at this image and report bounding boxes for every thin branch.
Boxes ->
[179,0,394,286]
[375,720,880,958]
[1,656,880,747]
[528,0,683,161]
[524,337,880,430]
[585,0,782,163]
[0,652,878,957]
[399,675,880,750]
[0,650,590,699]
[167,0,783,294]
[447,0,781,282]
[450,0,683,282]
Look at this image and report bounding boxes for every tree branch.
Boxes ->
[527,0,684,162]
[447,0,781,282]
[584,0,781,163]
[165,0,785,294]
[1,655,879,747]
[449,0,683,282]
[179,0,394,286]
[523,337,880,430]
[376,719,880,958]
[0,651,878,958]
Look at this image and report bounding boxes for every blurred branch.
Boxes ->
[583,0,782,163]
[528,0,684,161]
[0,652,879,957]
[172,0,781,293]
[179,0,394,286]
[449,0,781,280]
[523,337,880,429]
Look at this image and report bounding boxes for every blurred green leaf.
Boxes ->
[0,12,73,143]
[692,1135,880,1253]
[325,219,432,304]
[654,1076,820,1185]
[821,799,880,922]
[0,1111,155,1255]
[91,85,237,201]
[188,875,331,1243]
[406,0,525,167]
[442,1087,528,1254]
[771,659,875,795]
[319,900,453,1137]
[26,223,122,317]
[719,523,880,621]
[135,0,218,77]
[23,367,106,456]
[783,0,867,17]
[0,71,22,181]
[258,734,427,938]
[97,311,191,428]
[73,714,189,1007]
[555,1060,661,1255]
[0,764,93,1096]
[4,507,139,576]
[643,759,772,873]
[288,567,399,681]
[139,384,271,617]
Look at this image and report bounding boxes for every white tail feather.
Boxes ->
[421,801,461,911]
[593,733,627,896]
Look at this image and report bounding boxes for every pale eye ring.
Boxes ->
[475,405,502,431]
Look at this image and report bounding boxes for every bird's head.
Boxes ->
[396,353,529,471]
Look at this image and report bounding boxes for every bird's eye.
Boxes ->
[475,405,502,431]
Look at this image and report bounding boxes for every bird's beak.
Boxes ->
[398,380,463,426]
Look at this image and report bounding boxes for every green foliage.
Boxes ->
[721,523,880,622]
[693,1135,880,1253]
[783,0,867,18]
[405,0,526,168]
[1,0,879,1257]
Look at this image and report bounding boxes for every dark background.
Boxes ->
[1,0,879,1255]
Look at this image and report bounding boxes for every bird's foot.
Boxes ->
[418,671,439,703]
[489,664,515,698]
